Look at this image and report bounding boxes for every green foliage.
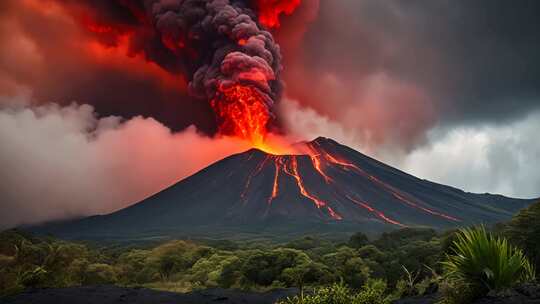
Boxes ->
[357,245,385,263]
[374,228,437,250]
[19,266,48,287]
[353,279,392,304]
[277,279,391,304]
[0,230,108,296]
[348,232,369,249]
[241,248,311,286]
[442,226,536,298]
[437,278,476,304]
[505,201,540,272]
[85,263,117,285]
[322,247,370,288]
[3,214,539,302]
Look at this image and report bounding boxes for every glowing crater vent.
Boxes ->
[211,84,271,146]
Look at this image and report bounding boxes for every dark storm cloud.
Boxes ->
[392,0,540,123]
[287,0,540,129]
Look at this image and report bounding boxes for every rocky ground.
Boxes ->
[0,285,299,304]
[3,284,540,304]
[395,283,540,304]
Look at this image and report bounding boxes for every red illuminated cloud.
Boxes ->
[256,0,302,28]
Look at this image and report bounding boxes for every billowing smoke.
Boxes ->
[68,0,287,144]
[149,0,283,142]
[0,92,253,229]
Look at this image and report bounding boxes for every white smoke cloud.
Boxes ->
[0,94,251,229]
[281,97,540,199]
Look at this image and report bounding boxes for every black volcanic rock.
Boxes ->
[1,285,299,304]
[33,137,537,240]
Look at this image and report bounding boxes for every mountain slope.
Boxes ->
[34,137,537,239]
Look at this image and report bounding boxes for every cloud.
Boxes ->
[0,95,251,229]
[280,72,435,155]
[281,97,540,199]
[401,112,540,199]
[280,0,540,148]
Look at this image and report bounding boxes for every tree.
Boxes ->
[374,228,436,250]
[323,247,370,287]
[505,201,540,271]
[349,232,369,249]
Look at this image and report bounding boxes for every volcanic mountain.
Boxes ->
[35,137,536,240]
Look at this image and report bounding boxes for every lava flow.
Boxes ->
[242,153,343,220]
[211,84,271,147]
[308,142,461,222]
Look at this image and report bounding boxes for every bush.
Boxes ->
[276,279,391,304]
[84,263,117,285]
[277,282,352,304]
[442,226,535,298]
[505,201,540,272]
[353,279,391,304]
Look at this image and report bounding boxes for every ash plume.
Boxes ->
[75,0,285,137]
[148,0,283,138]
[82,0,287,140]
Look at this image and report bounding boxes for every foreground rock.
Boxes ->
[1,285,299,304]
[394,284,540,304]
[475,284,540,304]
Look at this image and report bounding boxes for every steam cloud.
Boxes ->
[0,93,251,229]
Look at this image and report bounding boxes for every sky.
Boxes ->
[1,0,539,229]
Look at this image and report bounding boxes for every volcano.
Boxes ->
[35,137,536,240]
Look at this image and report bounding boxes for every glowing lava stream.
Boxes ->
[241,153,342,220]
[308,143,460,222]
[268,156,281,204]
[286,157,342,220]
[310,154,333,184]
[241,155,270,202]
[346,195,406,227]
[305,144,403,226]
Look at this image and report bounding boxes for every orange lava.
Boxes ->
[241,155,270,202]
[312,143,461,222]
[289,157,324,208]
[327,206,343,220]
[212,84,270,147]
[346,195,405,227]
[256,0,302,28]
[287,157,342,220]
[268,156,281,204]
[310,155,333,184]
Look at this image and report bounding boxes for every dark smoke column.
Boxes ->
[147,0,283,145]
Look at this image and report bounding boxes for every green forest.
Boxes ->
[1,201,539,304]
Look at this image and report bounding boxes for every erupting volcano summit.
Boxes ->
[36,137,536,239]
[25,0,538,240]
[78,0,302,148]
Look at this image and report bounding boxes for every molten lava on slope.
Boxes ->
[34,138,537,240]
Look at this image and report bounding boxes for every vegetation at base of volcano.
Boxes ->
[0,201,538,303]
